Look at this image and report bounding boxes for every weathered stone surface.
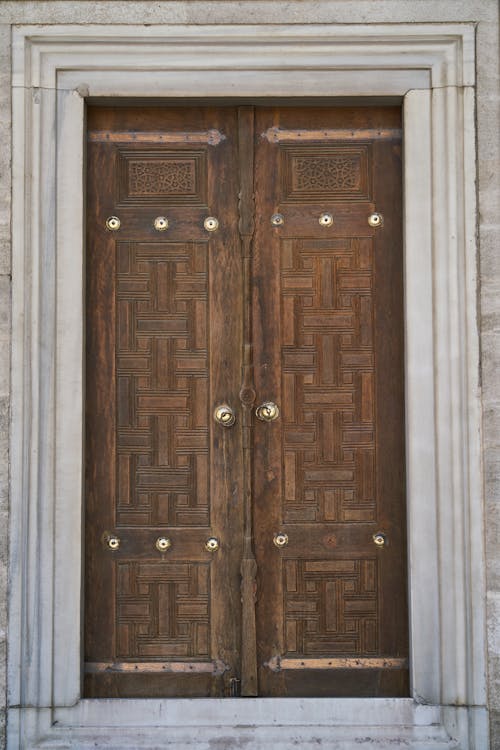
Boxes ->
[0,25,11,277]
[488,593,500,698]
[0,277,10,400]
[0,395,7,750]
[0,0,497,25]
[491,710,500,750]
[0,2,498,749]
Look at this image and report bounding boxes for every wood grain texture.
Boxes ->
[85,104,407,699]
[253,106,407,697]
[85,106,243,698]
[237,107,258,696]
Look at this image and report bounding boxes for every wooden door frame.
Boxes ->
[8,23,486,749]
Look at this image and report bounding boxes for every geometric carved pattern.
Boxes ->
[281,238,375,523]
[283,559,378,656]
[117,149,208,206]
[295,156,359,191]
[116,241,209,527]
[129,160,195,194]
[117,561,210,659]
[281,146,370,202]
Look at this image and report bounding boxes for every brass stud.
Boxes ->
[205,537,220,552]
[271,213,284,227]
[106,216,121,231]
[154,216,169,231]
[273,532,289,548]
[368,212,384,227]
[156,536,172,552]
[373,532,387,547]
[106,535,120,550]
[319,213,334,227]
[204,216,219,232]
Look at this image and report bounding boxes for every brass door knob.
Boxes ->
[214,404,236,427]
[256,401,280,422]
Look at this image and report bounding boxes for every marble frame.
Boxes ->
[7,23,486,749]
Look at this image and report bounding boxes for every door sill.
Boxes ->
[11,699,467,749]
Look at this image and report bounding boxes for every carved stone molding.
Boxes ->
[8,23,484,749]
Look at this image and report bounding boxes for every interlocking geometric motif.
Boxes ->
[117,561,210,659]
[128,160,195,195]
[117,149,208,206]
[283,558,378,655]
[116,241,209,527]
[281,238,375,523]
[294,155,360,191]
[281,146,370,202]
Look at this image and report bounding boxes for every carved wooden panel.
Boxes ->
[116,241,209,528]
[86,105,243,699]
[254,106,406,698]
[281,238,375,524]
[281,146,371,202]
[117,149,208,206]
[87,104,406,699]
[117,561,210,659]
[283,559,378,656]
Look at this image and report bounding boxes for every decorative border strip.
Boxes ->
[265,656,408,672]
[85,660,229,675]
[8,22,484,750]
[263,127,402,142]
[88,129,225,145]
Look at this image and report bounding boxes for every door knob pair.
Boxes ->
[214,402,280,426]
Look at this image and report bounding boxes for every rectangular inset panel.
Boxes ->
[117,561,210,660]
[116,241,209,527]
[117,149,208,206]
[281,239,376,524]
[283,559,378,656]
[280,146,371,203]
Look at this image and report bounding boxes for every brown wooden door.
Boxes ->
[85,104,407,698]
[252,107,408,697]
[85,106,244,697]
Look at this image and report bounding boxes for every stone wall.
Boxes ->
[0,1,498,748]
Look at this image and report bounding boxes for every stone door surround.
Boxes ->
[8,23,486,749]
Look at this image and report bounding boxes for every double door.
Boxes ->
[85,104,407,698]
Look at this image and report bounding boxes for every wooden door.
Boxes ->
[85,104,407,699]
[85,106,243,697]
[253,107,407,696]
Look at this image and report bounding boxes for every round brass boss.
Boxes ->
[107,535,120,550]
[319,213,334,227]
[368,212,384,227]
[154,216,169,231]
[156,536,172,552]
[106,216,121,231]
[273,532,289,548]
[205,537,220,552]
[204,217,219,232]
[373,532,387,547]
